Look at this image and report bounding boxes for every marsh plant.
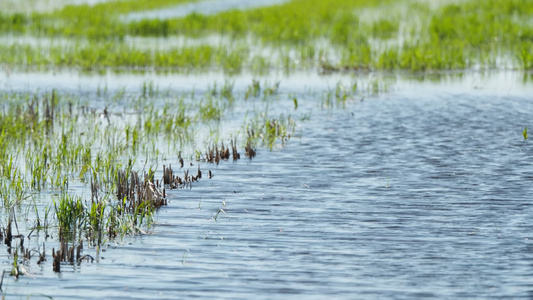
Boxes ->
[0,73,310,275]
[54,194,85,240]
[1,0,532,72]
[245,114,295,151]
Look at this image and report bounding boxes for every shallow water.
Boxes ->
[0,34,241,51]
[0,0,115,13]
[124,0,290,22]
[2,71,533,298]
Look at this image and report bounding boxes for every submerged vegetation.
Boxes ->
[0,0,531,294]
[0,0,532,72]
[0,66,390,276]
[0,76,339,277]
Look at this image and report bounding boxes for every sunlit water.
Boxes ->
[2,71,533,298]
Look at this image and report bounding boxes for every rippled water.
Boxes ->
[2,71,533,298]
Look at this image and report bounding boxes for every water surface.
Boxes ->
[2,71,533,299]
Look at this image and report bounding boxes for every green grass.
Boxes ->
[244,112,295,151]
[1,0,532,72]
[371,18,399,39]
[0,0,198,40]
[54,193,85,239]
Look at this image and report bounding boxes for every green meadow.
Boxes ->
[0,0,532,73]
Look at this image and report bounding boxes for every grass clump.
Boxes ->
[245,114,295,151]
[54,194,85,239]
[371,18,398,39]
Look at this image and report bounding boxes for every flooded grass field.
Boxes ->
[1,0,533,299]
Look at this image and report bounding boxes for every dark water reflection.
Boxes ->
[5,72,533,298]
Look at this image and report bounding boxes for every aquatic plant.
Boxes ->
[371,18,399,39]
[51,239,87,272]
[245,80,261,100]
[115,170,166,224]
[198,97,224,121]
[213,200,227,221]
[54,193,85,239]
[244,113,295,151]
[30,199,52,236]
[2,0,532,72]
[87,199,106,246]
[10,248,20,278]
[0,58,394,283]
